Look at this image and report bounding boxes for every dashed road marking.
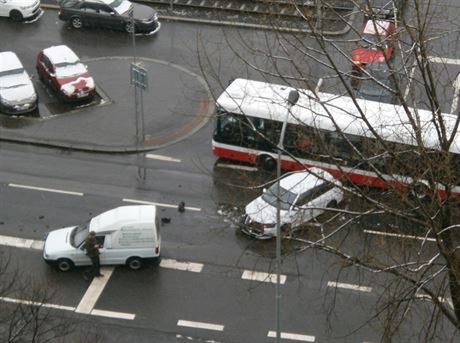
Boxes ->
[267,331,316,342]
[327,281,372,293]
[145,153,181,162]
[90,309,135,320]
[364,229,436,242]
[76,267,114,314]
[8,183,84,196]
[122,198,201,211]
[177,319,224,332]
[160,258,204,272]
[242,270,286,284]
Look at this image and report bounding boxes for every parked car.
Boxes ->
[353,62,398,104]
[57,0,161,35]
[36,45,96,102]
[241,168,343,239]
[352,19,396,70]
[43,205,161,272]
[0,51,38,115]
[0,0,43,22]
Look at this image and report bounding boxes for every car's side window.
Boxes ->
[96,235,105,247]
[99,5,113,14]
[81,3,98,13]
[42,55,54,73]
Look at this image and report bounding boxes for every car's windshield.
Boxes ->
[262,183,297,211]
[70,222,89,247]
[0,69,27,89]
[360,34,385,49]
[55,61,87,78]
[0,68,24,78]
[109,0,132,14]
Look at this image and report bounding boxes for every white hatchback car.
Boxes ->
[0,0,43,22]
[241,168,343,239]
[0,51,37,115]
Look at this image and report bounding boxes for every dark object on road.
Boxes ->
[178,201,185,213]
[57,0,161,35]
[84,231,103,277]
[161,217,171,224]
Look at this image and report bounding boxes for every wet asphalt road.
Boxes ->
[1,7,459,343]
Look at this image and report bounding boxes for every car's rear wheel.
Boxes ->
[9,10,23,22]
[126,257,143,270]
[70,16,83,29]
[56,258,74,272]
[125,22,134,33]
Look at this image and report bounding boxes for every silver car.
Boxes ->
[241,168,343,239]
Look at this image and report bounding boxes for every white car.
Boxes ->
[0,51,37,115]
[241,168,343,239]
[0,0,43,22]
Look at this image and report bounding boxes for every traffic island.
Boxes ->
[0,56,213,152]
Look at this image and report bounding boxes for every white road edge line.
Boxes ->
[177,319,224,332]
[122,198,201,211]
[145,153,181,162]
[8,183,84,196]
[160,258,203,272]
[75,267,114,314]
[364,229,436,242]
[215,163,258,171]
[267,331,316,342]
[327,281,372,293]
[242,270,286,285]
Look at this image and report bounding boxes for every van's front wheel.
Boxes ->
[126,257,143,270]
[56,258,74,272]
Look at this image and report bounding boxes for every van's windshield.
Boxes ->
[70,222,89,248]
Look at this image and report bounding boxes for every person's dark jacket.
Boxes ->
[85,235,100,258]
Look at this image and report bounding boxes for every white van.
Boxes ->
[43,205,161,272]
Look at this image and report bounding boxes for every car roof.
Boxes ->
[0,51,23,73]
[43,45,80,65]
[363,20,391,35]
[90,205,157,233]
[279,168,337,194]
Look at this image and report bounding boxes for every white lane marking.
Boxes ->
[451,73,460,113]
[315,78,323,93]
[145,153,181,162]
[160,258,203,273]
[364,229,436,242]
[242,270,286,285]
[75,267,114,314]
[267,331,315,342]
[177,320,224,332]
[90,309,135,320]
[215,163,258,171]
[0,296,135,320]
[428,56,460,65]
[0,296,76,311]
[327,281,372,293]
[415,293,453,308]
[0,235,43,249]
[122,198,201,211]
[8,183,84,196]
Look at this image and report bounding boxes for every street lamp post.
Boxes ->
[275,89,300,342]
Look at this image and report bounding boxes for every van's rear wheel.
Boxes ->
[127,257,143,270]
[56,258,73,272]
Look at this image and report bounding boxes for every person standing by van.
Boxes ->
[84,231,103,278]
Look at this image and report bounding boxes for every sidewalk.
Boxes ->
[0,57,213,152]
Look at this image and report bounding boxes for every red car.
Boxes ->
[36,45,95,101]
[352,19,396,70]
